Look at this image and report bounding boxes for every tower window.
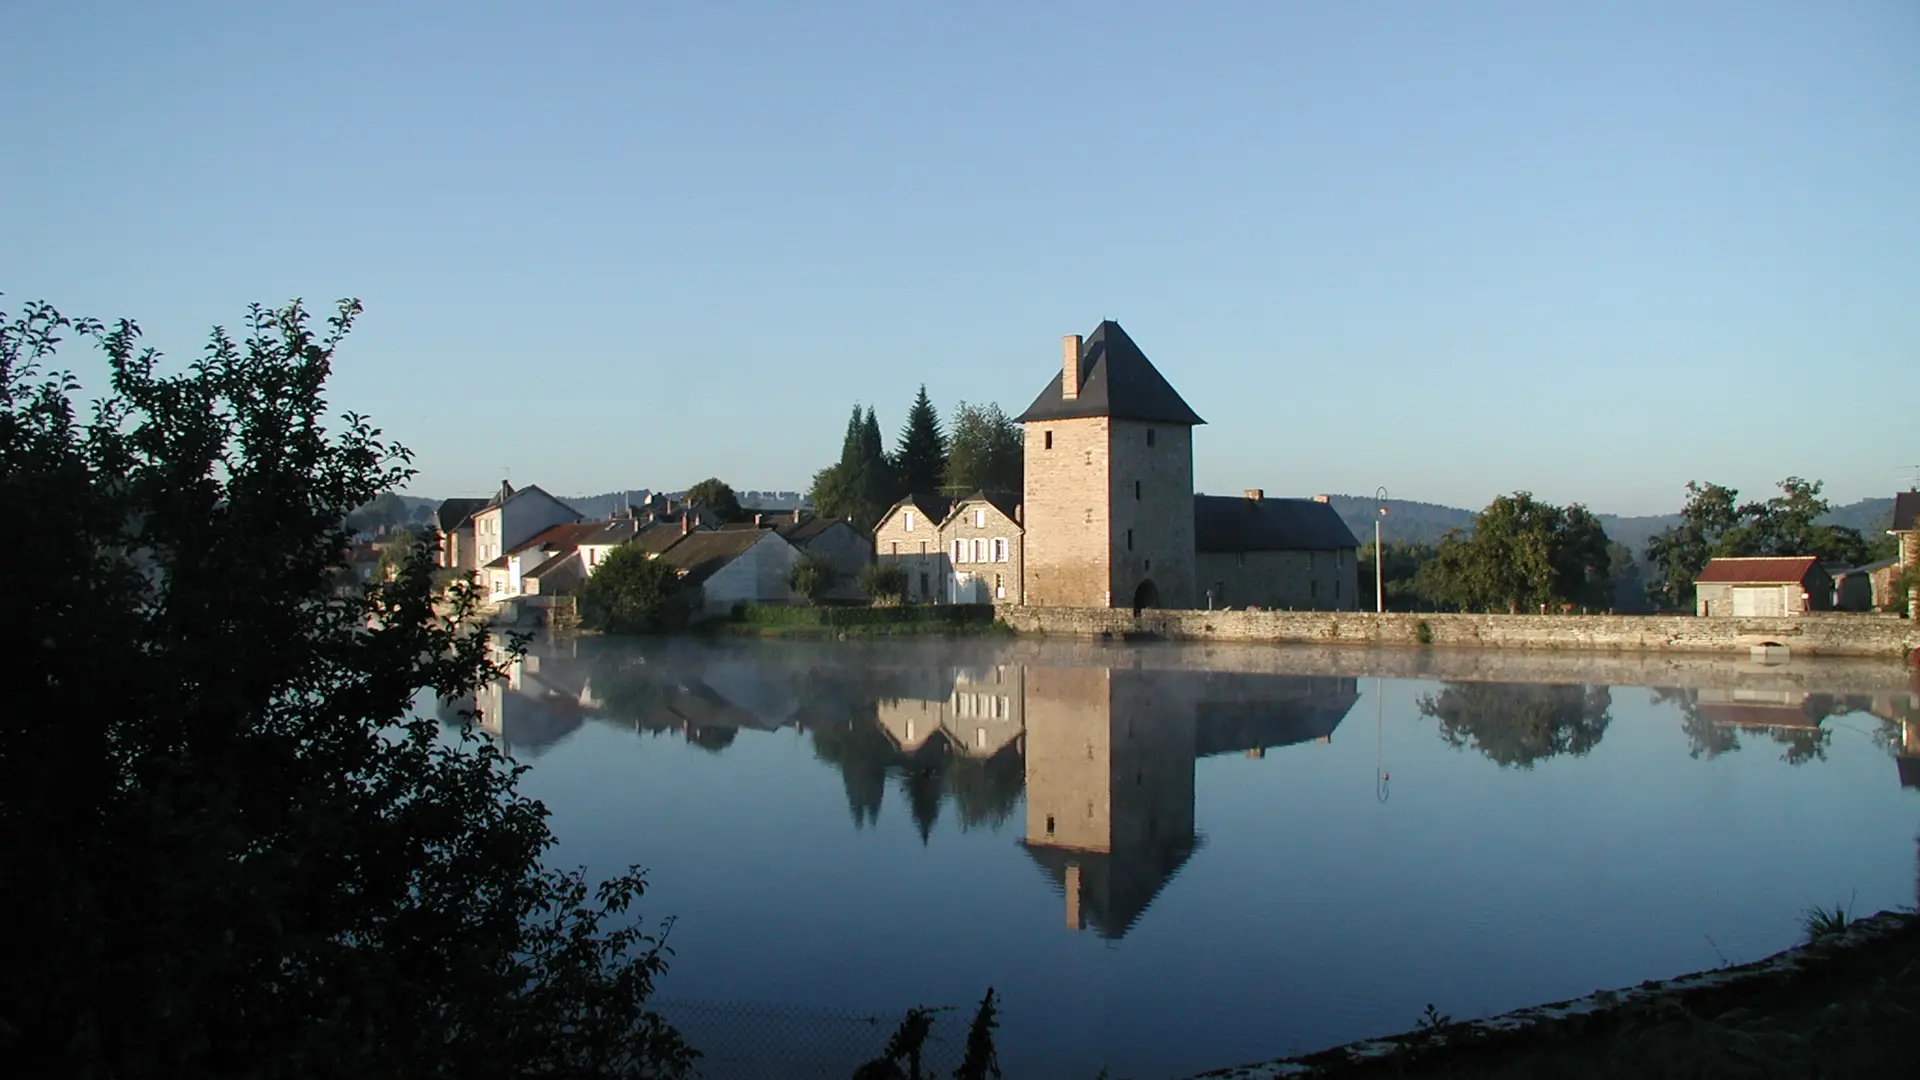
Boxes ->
[1134,480,1141,500]
[1126,529,1134,551]
[1146,429,1156,447]
[1044,430,1053,450]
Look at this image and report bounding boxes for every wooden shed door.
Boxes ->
[1732,587,1785,617]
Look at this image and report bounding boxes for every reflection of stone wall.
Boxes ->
[994,607,1920,659]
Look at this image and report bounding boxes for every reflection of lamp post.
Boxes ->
[1374,487,1389,614]
[1376,675,1390,803]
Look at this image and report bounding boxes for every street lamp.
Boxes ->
[1374,486,1389,614]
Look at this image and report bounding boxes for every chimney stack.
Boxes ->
[681,513,692,536]
[1061,334,1083,400]
[1244,489,1264,502]
[753,513,764,527]
[1312,494,1330,504]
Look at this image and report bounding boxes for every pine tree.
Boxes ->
[892,385,947,499]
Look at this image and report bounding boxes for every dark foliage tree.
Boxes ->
[1415,492,1613,613]
[346,488,410,533]
[942,401,1022,497]
[0,298,691,1078]
[892,385,947,501]
[1417,682,1613,768]
[579,544,690,634]
[809,404,897,531]
[1354,540,1440,611]
[861,562,908,605]
[682,477,744,522]
[1643,481,1741,609]
[789,553,836,604]
[1646,478,1869,608]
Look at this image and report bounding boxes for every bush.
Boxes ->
[579,545,691,633]
[860,562,908,605]
[1,298,691,1078]
[789,554,837,604]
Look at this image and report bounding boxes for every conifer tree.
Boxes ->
[892,385,946,500]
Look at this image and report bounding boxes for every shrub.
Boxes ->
[579,545,691,633]
[789,554,837,604]
[860,561,908,605]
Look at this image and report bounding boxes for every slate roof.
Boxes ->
[1695,556,1823,585]
[434,497,489,532]
[884,494,953,528]
[1016,321,1205,426]
[507,521,607,558]
[1894,492,1920,532]
[632,522,693,556]
[1193,495,1360,553]
[949,490,1022,527]
[1019,837,1201,941]
[655,529,777,586]
[525,549,581,579]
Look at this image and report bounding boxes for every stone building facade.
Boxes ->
[872,495,951,604]
[1694,556,1833,617]
[1194,491,1361,610]
[1017,323,1204,611]
[944,491,1023,604]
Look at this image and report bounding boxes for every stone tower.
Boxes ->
[1015,321,1205,610]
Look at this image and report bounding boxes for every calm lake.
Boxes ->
[443,636,1920,1079]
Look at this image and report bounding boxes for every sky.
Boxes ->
[4,1,1916,515]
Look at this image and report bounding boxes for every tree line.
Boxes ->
[1357,476,1890,614]
[808,386,1024,530]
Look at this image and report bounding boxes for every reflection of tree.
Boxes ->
[1417,682,1612,768]
[945,749,1024,831]
[1657,688,1741,759]
[687,725,737,754]
[902,763,944,844]
[1656,687,1837,766]
[808,715,892,829]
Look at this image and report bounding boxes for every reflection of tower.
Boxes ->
[1021,666,1198,939]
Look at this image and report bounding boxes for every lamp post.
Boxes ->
[1374,486,1388,614]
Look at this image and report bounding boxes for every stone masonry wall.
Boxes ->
[1023,417,1112,606]
[995,606,1920,659]
[1108,419,1195,610]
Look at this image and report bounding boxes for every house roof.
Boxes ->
[656,529,780,585]
[949,490,1022,527]
[1019,837,1200,941]
[1838,557,1899,578]
[434,497,489,532]
[578,519,644,546]
[1016,320,1205,426]
[507,521,607,557]
[480,483,584,519]
[1695,556,1824,585]
[1894,492,1920,532]
[1697,703,1824,731]
[1194,494,1360,552]
[883,494,953,529]
[525,549,581,579]
[632,522,693,556]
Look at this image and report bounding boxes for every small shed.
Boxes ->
[1831,558,1896,611]
[1694,556,1832,617]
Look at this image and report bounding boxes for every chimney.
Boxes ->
[753,513,764,527]
[1061,334,1083,400]
[1014,503,1023,525]
[1312,494,1330,504]
[499,479,514,501]
[1244,489,1264,502]
[681,514,692,535]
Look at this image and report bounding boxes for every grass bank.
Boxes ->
[1191,910,1920,1080]
[717,603,1011,639]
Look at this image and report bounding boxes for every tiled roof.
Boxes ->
[655,529,779,585]
[1016,321,1205,426]
[1894,491,1920,532]
[507,521,606,557]
[1694,556,1822,584]
[434,497,489,532]
[1194,495,1360,552]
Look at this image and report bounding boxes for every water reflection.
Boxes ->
[1416,682,1612,768]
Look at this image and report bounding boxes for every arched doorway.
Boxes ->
[1132,579,1160,615]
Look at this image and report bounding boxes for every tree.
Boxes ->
[345,488,409,533]
[682,477,744,522]
[809,404,896,531]
[579,544,691,633]
[789,553,837,604]
[860,562,908,605]
[1646,478,1869,608]
[1,297,691,1078]
[1415,492,1614,613]
[1355,540,1440,611]
[892,385,946,500]
[1417,683,1614,768]
[942,401,1022,497]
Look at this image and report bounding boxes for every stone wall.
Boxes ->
[1196,548,1359,612]
[1022,416,1112,606]
[1108,419,1196,610]
[994,606,1920,659]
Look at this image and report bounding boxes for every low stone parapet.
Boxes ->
[994,607,1920,659]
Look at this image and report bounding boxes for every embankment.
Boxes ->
[995,607,1920,659]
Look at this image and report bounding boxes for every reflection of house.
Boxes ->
[1183,672,1360,755]
[1694,557,1832,617]
[874,495,953,604]
[1194,491,1361,611]
[873,663,1025,757]
[1693,688,1823,731]
[475,651,595,757]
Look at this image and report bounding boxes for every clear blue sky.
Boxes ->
[5,1,1915,515]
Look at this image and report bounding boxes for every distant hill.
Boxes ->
[559,488,808,519]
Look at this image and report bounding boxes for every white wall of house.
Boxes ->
[697,532,801,617]
[472,491,582,567]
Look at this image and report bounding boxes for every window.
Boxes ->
[1044,430,1053,450]
[891,542,898,556]
[1145,558,1151,571]
[1311,581,1319,599]
[975,509,985,527]
[994,537,1008,562]
[1308,551,1316,571]
[904,511,915,531]
[1126,529,1134,551]
[973,538,986,563]
[920,541,928,555]
[1134,480,1141,500]
[1335,580,1341,600]
[1337,550,1345,569]
[1146,428,1156,447]
[953,539,966,564]
[1046,815,1055,836]
[995,574,1005,599]
[1236,552,1245,567]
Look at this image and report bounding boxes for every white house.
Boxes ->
[655,528,801,619]
[468,481,584,568]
